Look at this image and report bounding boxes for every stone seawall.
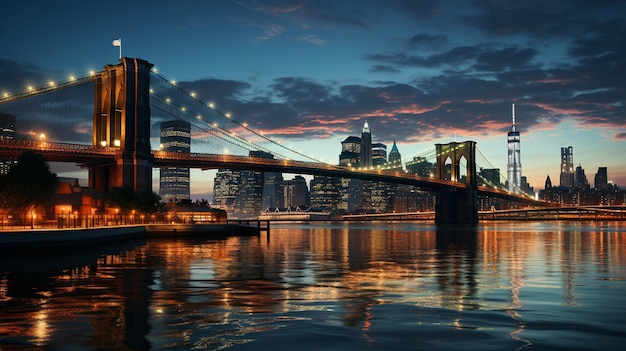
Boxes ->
[145,223,260,237]
[0,226,147,251]
[0,224,260,252]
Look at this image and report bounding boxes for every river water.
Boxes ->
[1,221,625,350]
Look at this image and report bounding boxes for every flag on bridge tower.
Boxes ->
[112,39,122,59]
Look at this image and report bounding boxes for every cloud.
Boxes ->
[407,34,448,50]
[178,79,252,103]
[297,34,325,45]
[370,65,401,74]
[257,23,285,40]
[243,0,306,14]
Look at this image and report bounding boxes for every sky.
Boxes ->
[1,0,625,199]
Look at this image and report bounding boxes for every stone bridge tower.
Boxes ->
[89,58,154,194]
[434,141,478,223]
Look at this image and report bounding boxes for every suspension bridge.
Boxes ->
[0,57,548,223]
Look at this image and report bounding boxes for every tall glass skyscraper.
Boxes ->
[507,104,522,193]
[159,120,191,202]
[213,169,240,213]
[309,175,341,211]
[0,114,16,175]
[372,142,387,166]
[559,146,574,187]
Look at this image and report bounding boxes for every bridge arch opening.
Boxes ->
[458,155,467,183]
[444,156,452,181]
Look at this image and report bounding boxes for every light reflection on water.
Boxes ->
[0,221,625,350]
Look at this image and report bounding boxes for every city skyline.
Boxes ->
[1,0,625,198]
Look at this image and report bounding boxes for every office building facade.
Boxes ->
[372,142,387,167]
[213,169,240,214]
[159,120,191,202]
[0,114,16,175]
[559,146,574,187]
[309,176,342,211]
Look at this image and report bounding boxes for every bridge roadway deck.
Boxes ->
[0,140,546,205]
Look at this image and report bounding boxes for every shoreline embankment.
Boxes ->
[0,223,260,252]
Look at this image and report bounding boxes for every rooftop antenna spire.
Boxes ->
[511,103,516,132]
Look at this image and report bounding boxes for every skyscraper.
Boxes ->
[507,104,522,193]
[372,142,387,166]
[594,167,608,190]
[309,176,341,211]
[575,164,589,189]
[159,120,191,202]
[387,140,402,170]
[283,175,309,208]
[559,146,574,187]
[212,169,240,213]
[233,151,274,219]
[339,136,361,166]
[0,114,16,175]
[261,172,283,210]
[360,121,372,168]
[234,168,263,219]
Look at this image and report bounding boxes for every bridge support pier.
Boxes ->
[435,187,478,223]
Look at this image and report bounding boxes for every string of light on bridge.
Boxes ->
[0,71,96,103]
